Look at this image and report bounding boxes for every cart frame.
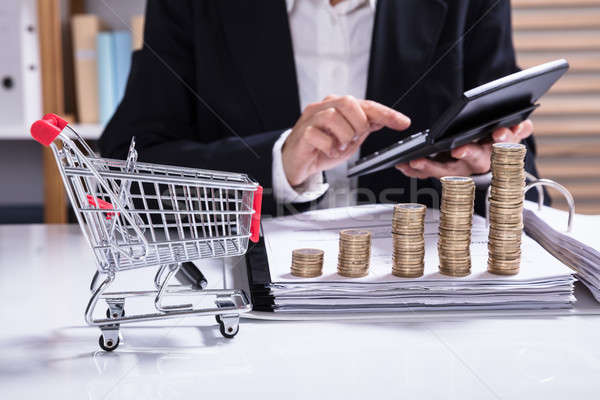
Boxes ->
[31,114,262,350]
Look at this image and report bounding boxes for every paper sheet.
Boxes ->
[258,203,575,312]
[524,202,600,301]
[263,204,573,284]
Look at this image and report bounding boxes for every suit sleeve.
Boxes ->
[462,0,547,213]
[97,0,282,215]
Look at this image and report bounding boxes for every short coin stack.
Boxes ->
[290,248,324,277]
[392,203,427,277]
[488,143,527,275]
[338,229,371,278]
[438,176,475,277]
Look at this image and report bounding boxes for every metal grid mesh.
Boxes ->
[54,135,258,273]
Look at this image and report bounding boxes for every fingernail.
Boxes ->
[498,133,507,141]
[339,143,348,152]
[458,150,469,159]
[352,135,360,142]
[410,161,423,170]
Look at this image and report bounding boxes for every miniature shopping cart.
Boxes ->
[31,114,262,351]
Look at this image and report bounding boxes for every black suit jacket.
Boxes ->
[99,0,542,217]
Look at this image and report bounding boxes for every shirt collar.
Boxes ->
[285,0,376,14]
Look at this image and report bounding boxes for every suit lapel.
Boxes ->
[366,0,448,107]
[217,0,301,131]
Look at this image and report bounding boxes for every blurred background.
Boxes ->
[1,0,599,224]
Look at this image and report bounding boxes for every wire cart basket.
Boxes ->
[31,114,262,351]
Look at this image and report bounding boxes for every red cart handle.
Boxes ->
[250,185,263,243]
[30,113,69,146]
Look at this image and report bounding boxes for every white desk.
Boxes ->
[1,224,599,399]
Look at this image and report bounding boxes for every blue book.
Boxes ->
[112,30,132,106]
[97,32,116,125]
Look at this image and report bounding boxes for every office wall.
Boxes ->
[0,0,146,223]
[512,0,600,214]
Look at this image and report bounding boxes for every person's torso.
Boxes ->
[187,0,505,208]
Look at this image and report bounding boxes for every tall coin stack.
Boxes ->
[392,203,427,278]
[291,248,324,278]
[438,176,475,277]
[488,143,527,275]
[338,229,371,278]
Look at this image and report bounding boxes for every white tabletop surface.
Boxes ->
[1,224,600,400]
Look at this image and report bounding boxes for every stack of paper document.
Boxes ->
[254,204,575,313]
[524,203,600,302]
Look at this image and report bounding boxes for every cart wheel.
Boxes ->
[219,321,239,339]
[99,334,120,351]
[106,308,125,319]
[215,314,222,324]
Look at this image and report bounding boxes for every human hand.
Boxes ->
[395,119,534,179]
[282,95,411,187]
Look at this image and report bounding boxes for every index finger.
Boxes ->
[359,100,411,131]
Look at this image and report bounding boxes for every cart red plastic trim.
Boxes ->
[86,195,117,220]
[30,113,68,146]
[44,113,68,129]
[250,185,263,243]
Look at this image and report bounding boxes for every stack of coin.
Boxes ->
[290,248,324,277]
[338,229,371,278]
[438,176,475,277]
[488,143,526,275]
[392,203,427,277]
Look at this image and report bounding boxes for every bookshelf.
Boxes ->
[70,123,104,139]
[38,0,67,224]
[0,125,33,140]
[0,123,102,140]
[36,0,144,223]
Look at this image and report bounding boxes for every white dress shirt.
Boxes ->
[272,0,376,208]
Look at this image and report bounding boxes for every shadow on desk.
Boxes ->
[0,323,234,378]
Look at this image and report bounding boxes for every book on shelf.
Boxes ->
[71,14,100,124]
[71,14,144,126]
[96,31,116,125]
[131,15,145,51]
[0,0,42,134]
[97,30,133,125]
[113,31,133,109]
